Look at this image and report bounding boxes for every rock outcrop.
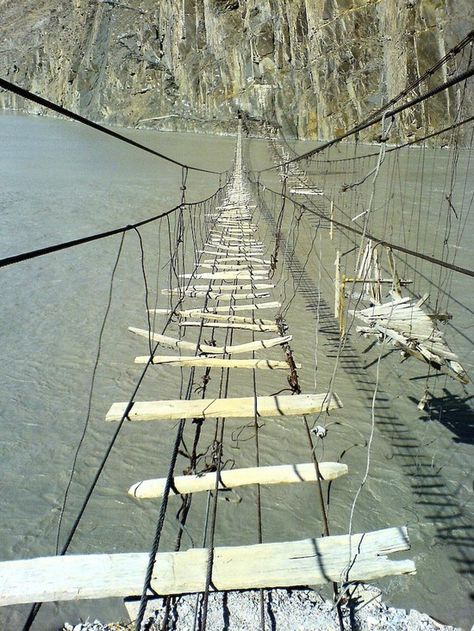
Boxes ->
[0,0,472,140]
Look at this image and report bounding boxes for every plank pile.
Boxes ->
[353,295,469,384]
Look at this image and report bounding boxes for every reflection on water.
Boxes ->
[0,114,472,629]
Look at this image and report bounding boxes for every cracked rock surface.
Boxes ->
[1,0,473,140]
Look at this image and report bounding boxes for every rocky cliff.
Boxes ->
[0,0,472,140]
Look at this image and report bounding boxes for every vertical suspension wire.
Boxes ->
[55,232,126,556]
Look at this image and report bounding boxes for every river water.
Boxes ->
[0,113,472,630]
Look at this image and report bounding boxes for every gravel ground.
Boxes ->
[62,585,462,631]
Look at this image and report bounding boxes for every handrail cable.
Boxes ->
[252,179,474,278]
[0,178,230,269]
[0,78,225,175]
[276,115,474,166]
[23,189,220,631]
[255,64,474,174]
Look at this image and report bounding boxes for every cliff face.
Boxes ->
[0,0,472,140]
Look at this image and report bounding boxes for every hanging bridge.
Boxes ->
[0,29,473,631]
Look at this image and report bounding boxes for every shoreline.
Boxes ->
[62,585,462,631]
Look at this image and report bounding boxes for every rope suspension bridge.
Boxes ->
[0,28,472,631]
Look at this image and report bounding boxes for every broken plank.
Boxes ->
[0,527,415,605]
[128,327,291,355]
[106,392,342,422]
[129,462,347,498]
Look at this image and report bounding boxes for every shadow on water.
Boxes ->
[257,187,473,609]
[410,388,474,446]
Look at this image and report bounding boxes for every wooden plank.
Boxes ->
[202,258,271,265]
[201,301,280,313]
[134,356,297,369]
[129,462,348,499]
[179,321,278,332]
[158,291,271,300]
[149,302,281,317]
[289,188,323,195]
[0,527,415,605]
[204,244,263,253]
[162,284,274,293]
[172,312,275,325]
[128,327,291,355]
[209,237,262,245]
[197,264,270,272]
[106,392,342,422]
[206,292,272,301]
[180,272,268,280]
[201,251,267,260]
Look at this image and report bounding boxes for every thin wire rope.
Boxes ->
[0,176,231,270]
[251,178,474,278]
[255,64,474,174]
[54,232,126,555]
[23,185,226,631]
[0,78,225,175]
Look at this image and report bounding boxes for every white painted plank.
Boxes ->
[129,462,348,498]
[0,527,415,605]
[106,392,342,422]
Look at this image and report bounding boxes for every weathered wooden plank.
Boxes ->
[129,462,347,499]
[206,292,271,301]
[161,284,274,295]
[106,392,342,422]
[200,301,280,313]
[201,251,267,260]
[159,291,271,300]
[149,302,281,317]
[202,258,271,265]
[175,312,275,325]
[204,244,263,253]
[289,188,323,195]
[0,527,415,605]
[179,321,278,332]
[180,271,268,280]
[161,283,275,296]
[197,264,270,273]
[128,327,291,355]
[134,356,297,369]
[209,237,262,244]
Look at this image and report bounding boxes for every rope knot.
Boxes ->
[311,425,327,439]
